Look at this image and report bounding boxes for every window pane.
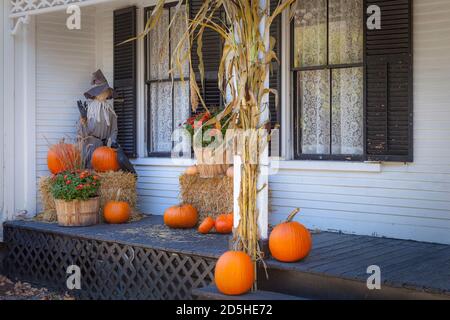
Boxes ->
[293,0,327,68]
[329,0,363,65]
[171,5,189,79]
[148,9,169,80]
[332,67,363,155]
[299,70,330,154]
[150,82,173,152]
[173,81,190,129]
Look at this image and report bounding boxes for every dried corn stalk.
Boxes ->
[132,0,295,287]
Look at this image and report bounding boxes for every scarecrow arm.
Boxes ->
[77,100,88,119]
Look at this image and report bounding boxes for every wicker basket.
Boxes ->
[55,197,100,227]
[194,146,230,178]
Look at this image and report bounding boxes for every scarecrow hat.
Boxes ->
[84,69,116,100]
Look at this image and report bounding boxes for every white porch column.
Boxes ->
[13,15,37,218]
[2,1,16,221]
[2,3,37,220]
[233,0,270,242]
[0,2,5,222]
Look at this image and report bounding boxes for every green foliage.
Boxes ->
[182,110,232,148]
[51,170,100,201]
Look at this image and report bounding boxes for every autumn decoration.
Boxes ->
[164,204,199,229]
[269,209,312,262]
[214,251,255,296]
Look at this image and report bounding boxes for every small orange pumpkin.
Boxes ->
[269,209,312,263]
[104,201,131,224]
[215,251,254,295]
[91,146,120,172]
[164,204,198,229]
[185,165,198,175]
[47,143,75,174]
[198,217,215,234]
[215,213,233,234]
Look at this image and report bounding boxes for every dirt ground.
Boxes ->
[0,275,75,300]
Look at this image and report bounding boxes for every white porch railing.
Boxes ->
[10,0,112,18]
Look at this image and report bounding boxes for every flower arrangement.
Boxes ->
[51,170,101,202]
[182,110,232,148]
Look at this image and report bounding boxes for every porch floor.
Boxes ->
[3,215,450,299]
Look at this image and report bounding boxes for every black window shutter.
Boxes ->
[114,7,137,158]
[269,0,282,131]
[365,0,413,162]
[190,0,223,112]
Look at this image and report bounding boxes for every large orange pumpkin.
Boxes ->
[215,251,254,295]
[91,146,120,172]
[47,143,75,174]
[269,209,312,263]
[198,217,215,234]
[215,213,233,234]
[164,204,198,229]
[104,201,131,224]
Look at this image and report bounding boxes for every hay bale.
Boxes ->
[179,174,233,221]
[37,171,142,223]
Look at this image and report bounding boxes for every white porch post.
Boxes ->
[2,1,16,220]
[233,0,270,242]
[2,1,37,220]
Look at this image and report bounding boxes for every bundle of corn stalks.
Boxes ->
[133,0,295,287]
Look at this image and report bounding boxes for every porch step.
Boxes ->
[192,285,307,300]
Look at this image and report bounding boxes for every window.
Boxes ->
[145,5,190,156]
[292,0,364,160]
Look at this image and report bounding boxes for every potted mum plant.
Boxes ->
[182,109,232,178]
[51,170,101,227]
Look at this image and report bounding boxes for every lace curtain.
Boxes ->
[148,6,190,153]
[294,0,364,156]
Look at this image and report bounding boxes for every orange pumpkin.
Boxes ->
[47,143,75,174]
[269,209,312,263]
[164,204,198,229]
[185,165,198,175]
[215,213,233,234]
[104,201,131,224]
[215,251,254,295]
[91,146,120,172]
[198,217,215,234]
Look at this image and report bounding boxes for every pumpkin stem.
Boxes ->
[115,188,122,202]
[286,208,300,223]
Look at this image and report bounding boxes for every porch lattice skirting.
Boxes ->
[3,224,216,300]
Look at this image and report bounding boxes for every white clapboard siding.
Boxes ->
[35,10,96,211]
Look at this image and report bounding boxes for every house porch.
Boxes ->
[3,217,450,300]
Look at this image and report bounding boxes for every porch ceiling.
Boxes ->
[10,0,110,18]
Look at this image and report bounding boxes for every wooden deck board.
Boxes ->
[3,216,450,297]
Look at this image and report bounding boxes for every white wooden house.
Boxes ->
[0,0,449,245]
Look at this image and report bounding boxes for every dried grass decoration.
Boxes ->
[179,174,233,222]
[37,171,142,223]
[132,0,295,288]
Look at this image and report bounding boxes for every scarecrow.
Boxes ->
[77,70,136,174]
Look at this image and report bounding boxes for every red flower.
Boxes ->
[66,180,72,185]
[64,175,68,180]
[76,184,84,190]
[186,116,196,125]
[193,121,203,129]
